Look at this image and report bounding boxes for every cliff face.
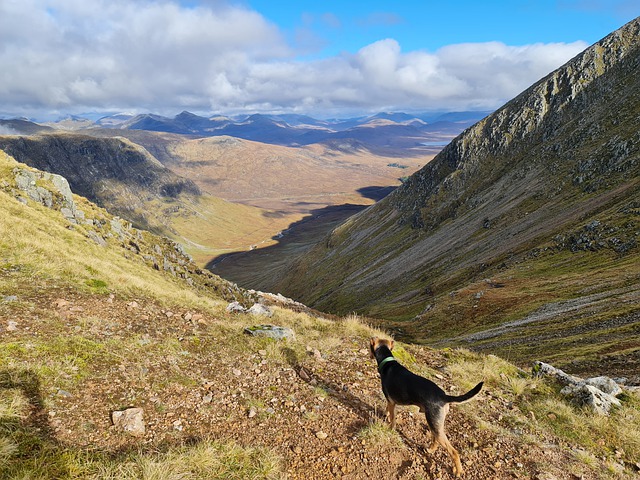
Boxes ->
[0,134,200,231]
[273,18,640,348]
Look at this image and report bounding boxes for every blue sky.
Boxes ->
[0,0,637,120]
[243,0,637,57]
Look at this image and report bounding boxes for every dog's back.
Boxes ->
[380,360,448,406]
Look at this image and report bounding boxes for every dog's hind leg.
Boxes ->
[425,405,463,476]
[386,399,397,429]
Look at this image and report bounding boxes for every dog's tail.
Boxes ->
[445,381,483,404]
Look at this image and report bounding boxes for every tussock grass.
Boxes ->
[357,417,404,449]
[445,348,640,471]
[2,439,283,480]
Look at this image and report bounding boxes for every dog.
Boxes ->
[369,337,483,477]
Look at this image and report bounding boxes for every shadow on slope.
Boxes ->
[206,186,395,291]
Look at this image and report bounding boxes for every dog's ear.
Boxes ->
[369,337,376,358]
[389,340,395,350]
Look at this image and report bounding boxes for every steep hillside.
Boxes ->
[1,150,639,479]
[272,18,640,376]
[0,134,199,228]
[0,134,280,264]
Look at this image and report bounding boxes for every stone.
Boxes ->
[560,384,621,415]
[244,324,294,340]
[111,408,145,437]
[2,295,17,302]
[6,321,18,331]
[533,361,582,386]
[584,376,623,396]
[226,301,246,313]
[247,303,273,317]
[533,361,624,415]
[299,367,311,382]
[87,231,107,247]
[315,431,328,440]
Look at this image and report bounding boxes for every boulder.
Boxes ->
[226,301,246,313]
[247,303,273,317]
[244,324,294,340]
[560,384,621,416]
[532,361,582,386]
[584,376,623,396]
[533,361,624,415]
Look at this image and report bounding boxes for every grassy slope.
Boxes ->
[1,150,639,478]
[149,193,285,266]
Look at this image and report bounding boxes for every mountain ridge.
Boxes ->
[269,17,640,376]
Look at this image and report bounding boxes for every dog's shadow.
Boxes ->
[0,368,56,441]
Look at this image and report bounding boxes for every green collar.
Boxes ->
[378,356,397,373]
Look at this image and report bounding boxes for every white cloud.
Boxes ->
[0,0,588,118]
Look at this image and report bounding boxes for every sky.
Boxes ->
[0,0,637,120]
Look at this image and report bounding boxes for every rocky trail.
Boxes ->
[1,281,611,480]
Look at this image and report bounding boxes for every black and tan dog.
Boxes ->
[369,337,483,477]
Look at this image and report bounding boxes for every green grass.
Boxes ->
[0,438,283,480]
[444,347,640,470]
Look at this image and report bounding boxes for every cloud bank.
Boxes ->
[1,0,588,118]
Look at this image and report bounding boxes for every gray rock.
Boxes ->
[533,361,582,386]
[111,407,145,437]
[87,231,107,247]
[560,384,621,415]
[247,303,273,317]
[534,361,624,415]
[584,376,623,396]
[226,301,246,313]
[2,295,18,302]
[60,207,75,220]
[244,324,294,340]
[13,168,79,219]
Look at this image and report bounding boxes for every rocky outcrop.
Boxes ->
[533,361,623,415]
[12,167,84,223]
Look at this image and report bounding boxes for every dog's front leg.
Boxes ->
[386,400,397,429]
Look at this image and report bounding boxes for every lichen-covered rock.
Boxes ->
[244,324,294,340]
[560,384,621,416]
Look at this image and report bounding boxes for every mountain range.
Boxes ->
[2,110,489,157]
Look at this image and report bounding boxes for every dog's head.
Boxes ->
[369,337,394,358]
